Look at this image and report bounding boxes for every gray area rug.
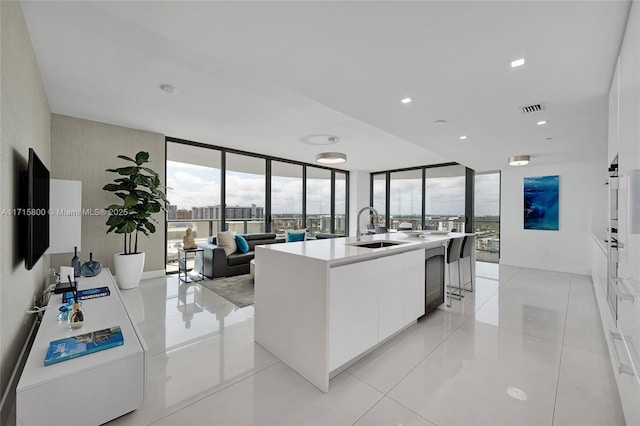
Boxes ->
[201,274,254,308]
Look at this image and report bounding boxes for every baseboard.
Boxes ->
[113,269,166,283]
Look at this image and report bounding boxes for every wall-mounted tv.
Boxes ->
[25,148,49,270]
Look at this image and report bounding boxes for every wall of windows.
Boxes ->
[371,163,470,233]
[166,139,348,272]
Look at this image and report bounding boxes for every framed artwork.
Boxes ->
[524,175,559,231]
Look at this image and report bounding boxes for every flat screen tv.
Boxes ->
[25,148,49,270]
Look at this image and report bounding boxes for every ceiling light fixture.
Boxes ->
[537,120,547,126]
[459,135,468,140]
[401,97,412,104]
[316,152,347,165]
[511,58,525,68]
[509,155,530,166]
[300,135,340,146]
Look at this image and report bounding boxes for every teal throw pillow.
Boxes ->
[235,235,250,253]
[286,230,306,242]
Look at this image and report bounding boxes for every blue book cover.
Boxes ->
[44,326,124,366]
[62,286,110,303]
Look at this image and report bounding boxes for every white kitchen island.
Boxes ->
[254,232,464,392]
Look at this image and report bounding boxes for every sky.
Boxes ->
[167,161,500,217]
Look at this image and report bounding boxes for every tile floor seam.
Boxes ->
[550,273,574,426]
[383,393,439,426]
[382,311,473,397]
[145,360,285,426]
[341,376,386,426]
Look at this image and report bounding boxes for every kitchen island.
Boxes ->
[254,232,468,392]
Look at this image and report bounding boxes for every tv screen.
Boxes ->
[25,148,49,270]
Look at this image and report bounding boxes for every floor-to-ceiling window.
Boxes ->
[306,167,332,236]
[225,153,266,234]
[334,171,347,235]
[271,161,303,233]
[474,171,500,263]
[166,143,222,272]
[389,169,423,230]
[425,165,466,232]
[372,173,387,228]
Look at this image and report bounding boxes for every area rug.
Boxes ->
[201,274,254,308]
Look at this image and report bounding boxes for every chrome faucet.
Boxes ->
[357,206,380,241]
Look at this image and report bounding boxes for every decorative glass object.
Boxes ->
[71,246,81,278]
[80,252,102,277]
[68,301,84,329]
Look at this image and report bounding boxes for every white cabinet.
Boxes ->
[378,251,423,341]
[608,56,620,165]
[16,269,146,426]
[329,250,425,371]
[329,262,379,371]
[614,277,640,426]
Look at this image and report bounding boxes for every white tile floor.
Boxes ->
[106,262,624,426]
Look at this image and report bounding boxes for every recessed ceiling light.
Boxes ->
[400,97,412,104]
[511,58,525,68]
[509,155,530,166]
[316,152,347,164]
[459,136,468,140]
[160,84,177,94]
[300,135,340,146]
[537,120,547,126]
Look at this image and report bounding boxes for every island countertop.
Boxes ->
[256,231,468,266]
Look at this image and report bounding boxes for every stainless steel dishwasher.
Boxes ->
[424,246,446,316]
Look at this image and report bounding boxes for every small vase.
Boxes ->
[71,246,81,278]
[68,302,84,329]
[81,252,102,277]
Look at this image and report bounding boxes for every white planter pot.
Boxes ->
[114,252,145,290]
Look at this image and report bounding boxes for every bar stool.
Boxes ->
[446,237,464,306]
[459,235,476,292]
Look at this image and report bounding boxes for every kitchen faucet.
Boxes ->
[356,206,380,242]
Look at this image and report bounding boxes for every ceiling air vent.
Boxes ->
[520,103,544,114]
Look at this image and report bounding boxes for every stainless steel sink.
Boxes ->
[347,241,407,249]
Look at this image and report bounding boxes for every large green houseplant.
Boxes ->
[103,151,167,289]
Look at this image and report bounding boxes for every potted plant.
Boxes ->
[103,151,167,289]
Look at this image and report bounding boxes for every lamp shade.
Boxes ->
[509,155,530,166]
[316,152,347,164]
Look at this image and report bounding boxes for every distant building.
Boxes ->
[167,204,177,220]
[176,209,192,220]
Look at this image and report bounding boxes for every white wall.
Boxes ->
[50,114,166,274]
[0,0,51,398]
[500,161,607,275]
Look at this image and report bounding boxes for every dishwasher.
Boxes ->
[424,246,446,316]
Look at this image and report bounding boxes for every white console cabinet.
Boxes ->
[16,269,147,426]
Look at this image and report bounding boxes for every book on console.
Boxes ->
[44,326,124,366]
[62,286,110,303]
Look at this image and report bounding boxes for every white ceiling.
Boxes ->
[21,1,631,172]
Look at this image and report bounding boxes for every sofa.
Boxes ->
[198,233,284,278]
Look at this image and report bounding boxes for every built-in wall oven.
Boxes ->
[424,246,445,316]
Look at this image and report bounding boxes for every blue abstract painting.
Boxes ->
[524,175,559,231]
